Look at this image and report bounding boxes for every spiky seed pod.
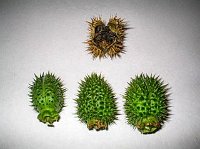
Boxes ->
[75,73,118,131]
[123,74,170,134]
[29,72,66,127]
[85,16,128,59]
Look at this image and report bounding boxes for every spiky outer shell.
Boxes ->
[85,16,127,59]
[29,72,66,126]
[75,73,118,131]
[124,74,170,134]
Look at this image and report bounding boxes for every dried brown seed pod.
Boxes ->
[85,16,128,59]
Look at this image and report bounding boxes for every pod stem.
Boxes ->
[136,116,161,134]
[87,119,108,131]
[37,108,60,126]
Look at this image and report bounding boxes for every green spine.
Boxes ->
[124,73,170,134]
[75,73,118,131]
[29,72,66,126]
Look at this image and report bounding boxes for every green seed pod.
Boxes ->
[29,72,66,126]
[75,73,119,131]
[124,73,170,134]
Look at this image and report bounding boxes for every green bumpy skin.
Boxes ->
[124,74,170,134]
[29,72,66,127]
[75,73,118,131]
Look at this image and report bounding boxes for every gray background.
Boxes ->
[0,0,200,149]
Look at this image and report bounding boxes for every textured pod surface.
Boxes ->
[85,16,128,59]
[124,74,170,134]
[75,73,118,131]
[29,72,66,126]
